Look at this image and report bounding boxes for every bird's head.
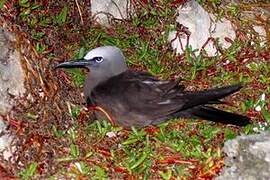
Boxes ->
[55,46,128,95]
[55,46,127,77]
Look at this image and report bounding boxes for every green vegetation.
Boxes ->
[0,0,269,179]
[19,162,38,180]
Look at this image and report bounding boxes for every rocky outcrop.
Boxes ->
[0,28,24,159]
[168,0,235,56]
[91,0,132,26]
[0,28,25,115]
[216,132,270,180]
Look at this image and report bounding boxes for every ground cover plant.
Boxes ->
[0,0,269,179]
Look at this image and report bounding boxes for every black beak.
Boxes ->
[55,59,93,69]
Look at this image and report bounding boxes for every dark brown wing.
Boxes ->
[89,70,249,128]
[90,70,186,127]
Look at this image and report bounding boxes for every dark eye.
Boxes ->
[94,57,104,63]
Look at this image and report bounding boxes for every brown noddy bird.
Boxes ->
[55,46,250,128]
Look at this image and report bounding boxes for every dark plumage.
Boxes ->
[56,46,250,128]
[89,70,249,127]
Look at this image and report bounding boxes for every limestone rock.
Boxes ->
[216,132,270,180]
[91,0,132,26]
[0,116,14,160]
[0,28,25,115]
[168,0,235,56]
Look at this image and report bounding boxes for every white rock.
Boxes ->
[0,28,21,162]
[91,0,132,26]
[0,117,13,160]
[0,28,26,115]
[211,16,236,49]
[168,0,235,57]
[217,132,270,179]
[168,0,213,56]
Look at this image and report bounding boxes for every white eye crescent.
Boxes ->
[94,57,104,63]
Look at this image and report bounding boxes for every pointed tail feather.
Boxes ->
[192,106,250,126]
[182,84,242,110]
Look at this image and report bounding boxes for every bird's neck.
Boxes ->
[83,69,127,101]
[84,71,107,99]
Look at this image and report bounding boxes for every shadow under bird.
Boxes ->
[55,46,250,128]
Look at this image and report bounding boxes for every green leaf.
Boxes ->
[78,47,86,59]
[73,47,86,59]
[243,124,253,135]
[131,126,139,136]
[159,169,172,180]
[19,0,30,8]
[56,6,68,25]
[68,127,77,141]
[130,152,148,170]
[224,129,236,140]
[0,0,7,9]
[262,108,270,123]
[52,125,64,138]
[19,162,38,179]
[122,138,139,145]
[35,43,47,54]
[70,144,80,158]
[31,4,40,10]
[19,8,31,17]
[65,68,85,87]
[71,105,81,119]
[56,157,75,162]
[26,112,38,120]
[85,151,93,158]
[94,166,107,179]
[77,161,90,175]
[32,31,45,40]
